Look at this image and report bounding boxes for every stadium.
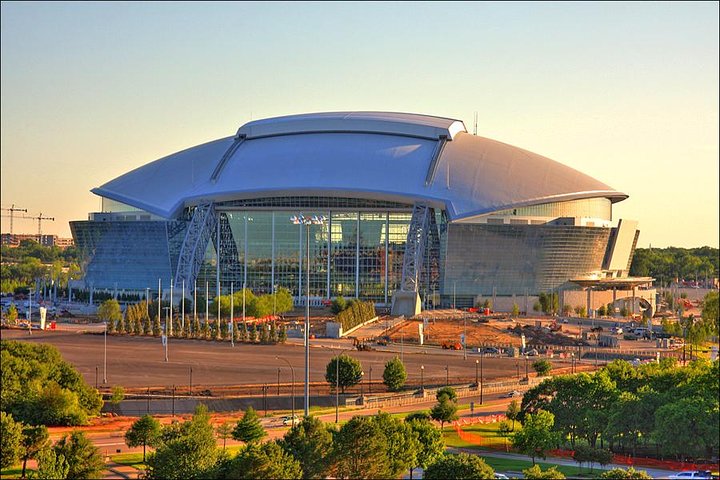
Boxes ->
[71,111,647,316]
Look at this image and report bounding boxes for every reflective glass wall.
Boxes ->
[196,203,413,304]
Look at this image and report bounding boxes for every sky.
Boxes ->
[1,1,718,248]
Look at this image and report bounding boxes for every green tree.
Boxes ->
[125,414,162,462]
[20,425,49,478]
[146,404,220,480]
[701,290,719,333]
[430,393,458,430]
[382,356,407,392]
[331,296,347,314]
[512,410,559,465]
[325,354,364,393]
[279,416,334,479]
[407,418,444,479]
[370,412,420,479]
[532,360,552,376]
[405,411,431,422]
[332,416,391,479]
[600,467,653,479]
[97,299,121,333]
[32,446,69,480]
[7,304,18,325]
[232,407,266,444]
[216,440,302,479]
[512,303,520,316]
[423,452,495,479]
[110,385,125,408]
[1,411,23,469]
[572,445,612,473]
[215,422,233,450]
[654,397,719,461]
[523,464,566,479]
[53,431,104,480]
[435,386,458,402]
[506,399,521,431]
[277,323,287,343]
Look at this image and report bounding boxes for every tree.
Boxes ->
[325,354,363,393]
[573,445,612,473]
[430,393,458,430]
[512,303,520,316]
[53,431,104,480]
[331,296,347,314]
[1,411,23,469]
[404,411,431,422]
[216,441,302,479]
[383,356,407,392]
[97,299,122,333]
[370,412,420,479]
[110,385,125,409]
[20,424,49,478]
[600,467,652,479]
[523,464,566,479]
[512,410,559,465]
[146,404,220,480]
[332,416,391,479]
[33,446,69,480]
[532,360,552,376]
[277,323,287,343]
[435,386,458,402]
[407,418,444,479]
[701,290,718,333]
[423,452,495,479]
[654,397,718,461]
[215,422,233,450]
[7,304,18,325]
[597,304,607,316]
[279,416,333,479]
[506,400,521,431]
[232,407,266,444]
[125,414,162,462]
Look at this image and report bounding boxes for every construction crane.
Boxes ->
[25,212,55,243]
[1,204,28,234]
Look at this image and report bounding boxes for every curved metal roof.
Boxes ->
[93,111,627,220]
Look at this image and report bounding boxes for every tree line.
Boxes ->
[519,358,719,462]
[0,241,81,295]
[630,246,718,283]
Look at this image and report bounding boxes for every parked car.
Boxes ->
[610,326,623,335]
[282,415,300,426]
[494,474,510,480]
[668,471,713,479]
[505,390,522,398]
[480,347,501,355]
[525,349,539,356]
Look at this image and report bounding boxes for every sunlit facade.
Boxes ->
[71,112,638,308]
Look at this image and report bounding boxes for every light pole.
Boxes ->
[463,314,467,360]
[277,356,295,427]
[95,365,98,390]
[369,366,373,394]
[480,353,484,404]
[189,367,193,395]
[420,365,424,391]
[524,354,529,381]
[103,321,107,384]
[475,359,479,387]
[230,282,234,347]
[445,365,449,386]
[291,214,326,417]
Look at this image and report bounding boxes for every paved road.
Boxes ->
[2,328,570,392]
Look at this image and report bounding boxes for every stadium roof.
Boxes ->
[93,111,627,220]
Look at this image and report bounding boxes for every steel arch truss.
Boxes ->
[174,203,217,291]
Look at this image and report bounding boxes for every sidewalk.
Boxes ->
[449,447,680,479]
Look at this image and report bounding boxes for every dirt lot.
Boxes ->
[384,310,585,348]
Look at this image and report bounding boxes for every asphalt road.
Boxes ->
[1,328,571,391]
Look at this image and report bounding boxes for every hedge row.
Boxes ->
[336,300,376,331]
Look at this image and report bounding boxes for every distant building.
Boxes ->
[71,111,642,316]
[1,233,74,249]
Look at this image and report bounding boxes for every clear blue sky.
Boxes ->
[1,1,718,248]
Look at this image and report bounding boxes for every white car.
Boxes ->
[505,390,522,398]
[494,474,510,480]
[668,471,713,479]
[282,415,300,426]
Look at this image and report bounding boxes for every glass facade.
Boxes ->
[490,197,612,220]
[73,196,622,306]
[440,223,611,306]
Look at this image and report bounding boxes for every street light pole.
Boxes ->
[103,321,107,384]
[421,365,424,391]
[475,359,479,386]
[463,314,467,360]
[277,356,295,427]
[291,214,325,418]
[480,353,484,404]
[445,365,449,386]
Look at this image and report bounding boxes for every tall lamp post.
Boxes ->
[291,214,326,417]
[103,321,108,384]
[420,365,424,391]
[277,356,295,427]
[480,354,484,404]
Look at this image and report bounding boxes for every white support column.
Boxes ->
[326,212,331,299]
[271,212,275,292]
[384,213,389,305]
[355,212,360,298]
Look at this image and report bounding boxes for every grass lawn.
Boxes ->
[443,421,512,450]
[479,456,599,478]
[0,467,24,479]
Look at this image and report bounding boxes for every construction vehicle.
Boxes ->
[442,341,462,350]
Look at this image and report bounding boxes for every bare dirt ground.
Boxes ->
[383,310,584,348]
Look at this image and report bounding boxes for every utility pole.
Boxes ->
[1,204,27,235]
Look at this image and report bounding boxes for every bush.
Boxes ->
[424,452,494,479]
[523,464,566,479]
[336,300,376,332]
[532,360,552,376]
[600,467,652,479]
